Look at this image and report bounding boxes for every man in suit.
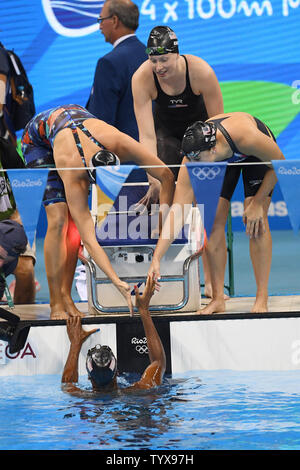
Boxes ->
[86,0,148,225]
[86,0,147,141]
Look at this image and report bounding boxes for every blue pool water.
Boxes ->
[1,370,300,450]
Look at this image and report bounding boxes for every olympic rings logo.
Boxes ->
[192,166,221,180]
[135,345,149,354]
[131,337,148,355]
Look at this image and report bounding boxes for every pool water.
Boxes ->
[1,370,300,450]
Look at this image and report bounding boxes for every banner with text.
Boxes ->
[272,160,300,235]
[7,169,49,246]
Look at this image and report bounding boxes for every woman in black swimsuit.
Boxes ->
[148,112,285,315]
[132,25,224,297]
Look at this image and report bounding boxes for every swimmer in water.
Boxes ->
[61,274,166,395]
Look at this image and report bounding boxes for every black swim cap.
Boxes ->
[181,121,217,161]
[146,26,179,55]
[88,149,120,184]
[86,344,117,388]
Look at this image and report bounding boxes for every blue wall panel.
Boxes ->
[1,0,299,232]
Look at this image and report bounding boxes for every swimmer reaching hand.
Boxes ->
[61,274,166,395]
[148,112,285,315]
[22,105,175,320]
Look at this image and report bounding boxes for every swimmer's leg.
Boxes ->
[45,202,73,320]
[246,196,271,314]
[198,198,229,315]
[61,213,83,318]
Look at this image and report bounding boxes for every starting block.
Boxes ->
[80,184,204,315]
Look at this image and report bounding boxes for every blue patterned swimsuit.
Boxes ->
[21,104,103,205]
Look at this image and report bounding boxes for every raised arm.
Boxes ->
[61,317,98,393]
[130,275,166,389]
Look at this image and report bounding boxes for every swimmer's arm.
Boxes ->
[132,69,157,156]
[190,57,224,117]
[99,127,175,210]
[201,70,224,117]
[63,176,120,282]
[117,133,175,204]
[132,69,161,202]
[61,341,81,385]
[128,362,165,391]
[236,126,285,202]
[149,161,194,273]
[107,131,175,231]
[236,126,285,237]
[129,278,166,389]
[62,317,98,383]
[61,382,95,398]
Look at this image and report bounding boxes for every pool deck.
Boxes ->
[6,294,300,323]
[2,295,300,375]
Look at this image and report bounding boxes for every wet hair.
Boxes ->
[86,345,117,388]
[106,0,139,31]
[181,121,217,161]
[146,26,179,55]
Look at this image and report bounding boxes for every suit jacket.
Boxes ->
[86,35,147,141]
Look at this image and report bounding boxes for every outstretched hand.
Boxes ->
[134,274,156,312]
[148,258,161,286]
[66,317,98,346]
[117,280,134,316]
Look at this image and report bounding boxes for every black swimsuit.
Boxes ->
[153,55,208,177]
[207,116,276,201]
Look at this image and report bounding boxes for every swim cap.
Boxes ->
[88,149,120,184]
[146,26,179,55]
[181,121,217,161]
[86,345,117,387]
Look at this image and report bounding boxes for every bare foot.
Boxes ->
[63,301,84,317]
[251,299,268,313]
[197,299,226,315]
[67,307,84,318]
[50,310,69,320]
[204,285,230,301]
